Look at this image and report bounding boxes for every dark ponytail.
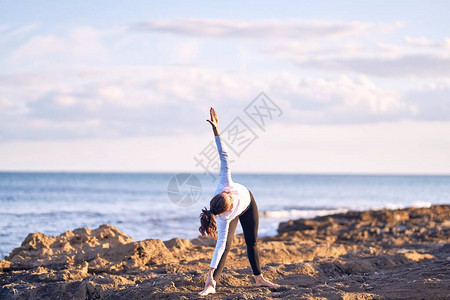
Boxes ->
[199,193,231,239]
[199,207,218,239]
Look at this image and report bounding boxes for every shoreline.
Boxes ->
[1,205,449,299]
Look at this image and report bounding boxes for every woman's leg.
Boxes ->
[238,190,262,276]
[212,216,239,282]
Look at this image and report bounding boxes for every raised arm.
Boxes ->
[206,107,232,187]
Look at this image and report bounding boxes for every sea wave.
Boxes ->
[260,207,348,219]
[259,201,433,221]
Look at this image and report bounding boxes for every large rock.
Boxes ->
[1,206,449,299]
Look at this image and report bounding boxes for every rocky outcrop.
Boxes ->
[277,205,450,247]
[0,206,449,299]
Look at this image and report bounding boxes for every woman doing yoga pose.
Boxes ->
[198,107,279,296]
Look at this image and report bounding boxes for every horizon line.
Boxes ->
[0,170,449,176]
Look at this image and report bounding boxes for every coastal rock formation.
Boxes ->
[0,205,449,299]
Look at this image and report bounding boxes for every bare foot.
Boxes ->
[254,274,280,288]
[198,284,216,296]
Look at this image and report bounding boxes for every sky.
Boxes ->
[0,1,449,174]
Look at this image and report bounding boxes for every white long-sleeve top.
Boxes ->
[210,135,251,269]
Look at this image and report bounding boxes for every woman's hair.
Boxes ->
[199,193,231,239]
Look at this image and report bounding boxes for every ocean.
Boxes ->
[1,172,449,259]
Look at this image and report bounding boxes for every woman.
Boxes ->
[198,107,279,296]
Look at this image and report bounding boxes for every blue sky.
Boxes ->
[1,1,449,173]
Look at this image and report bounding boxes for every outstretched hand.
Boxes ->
[206,107,219,129]
[206,107,220,136]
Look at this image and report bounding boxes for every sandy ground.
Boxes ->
[0,205,449,299]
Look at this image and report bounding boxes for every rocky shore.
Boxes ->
[1,205,449,299]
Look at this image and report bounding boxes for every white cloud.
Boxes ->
[132,18,401,39]
[405,36,437,47]
[0,66,256,140]
[300,54,450,77]
[404,82,450,120]
[0,16,449,173]
[10,26,109,68]
[54,95,78,107]
[163,39,202,64]
[264,38,450,77]
[12,35,66,58]
[0,23,39,43]
[1,66,448,141]
[1,19,449,143]
[405,36,450,49]
[268,73,413,124]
